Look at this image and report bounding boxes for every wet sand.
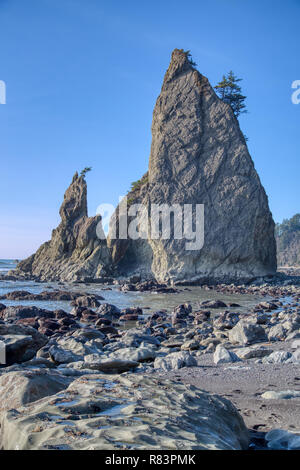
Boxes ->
[155,338,300,435]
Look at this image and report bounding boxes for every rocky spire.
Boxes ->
[163,49,195,84]
[59,172,88,223]
[14,173,111,281]
[108,48,277,283]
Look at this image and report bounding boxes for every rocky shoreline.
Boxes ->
[0,272,300,450]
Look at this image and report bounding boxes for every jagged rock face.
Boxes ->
[108,49,277,283]
[14,173,110,282]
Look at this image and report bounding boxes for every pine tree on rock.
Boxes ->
[214,71,247,118]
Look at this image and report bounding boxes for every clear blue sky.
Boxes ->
[0,0,299,259]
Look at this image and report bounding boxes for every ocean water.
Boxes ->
[0,259,18,273]
[0,259,269,315]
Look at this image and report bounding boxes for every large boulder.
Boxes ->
[107,344,158,363]
[122,328,160,347]
[268,323,288,341]
[228,320,267,346]
[107,48,276,283]
[48,336,100,364]
[0,290,91,301]
[265,429,300,450]
[153,351,197,371]
[11,172,111,282]
[235,345,273,360]
[82,356,139,373]
[213,345,240,365]
[0,370,70,415]
[0,374,249,450]
[0,324,48,365]
[213,312,240,330]
[0,305,54,322]
[70,295,102,308]
[262,351,293,364]
[95,303,121,320]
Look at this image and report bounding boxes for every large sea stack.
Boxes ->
[13,172,110,281]
[107,49,277,283]
[14,49,276,284]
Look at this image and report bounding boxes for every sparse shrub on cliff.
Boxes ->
[177,49,197,66]
[130,174,148,192]
[80,167,92,178]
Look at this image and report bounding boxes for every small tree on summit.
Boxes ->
[177,49,197,66]
[214,71,247,118]
[80,167,92,178]
[185,50,197,66]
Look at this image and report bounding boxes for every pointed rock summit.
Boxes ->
[14,172,110,281]
[108,49,276,282]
